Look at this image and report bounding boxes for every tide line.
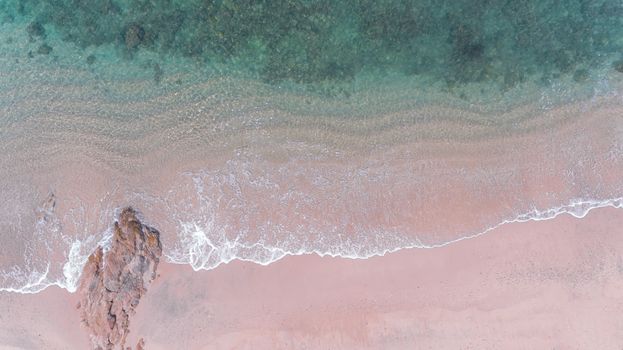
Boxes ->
[1,196,621,295]
[167,196,623,271]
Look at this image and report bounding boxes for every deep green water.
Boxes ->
[2,0,623,96]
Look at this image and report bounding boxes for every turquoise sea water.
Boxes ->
[2,0,623,95]
[0,1,622,293]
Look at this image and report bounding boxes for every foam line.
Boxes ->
[166,197,623,270]
[1,197,621,294]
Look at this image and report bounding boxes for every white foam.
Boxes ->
[1,197,621,294]
[0,226,113,294]
[165,196,623,271]
[0,263,50,294]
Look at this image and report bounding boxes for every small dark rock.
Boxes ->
[37,43,52,55]
[27,51,34,58]
[573,68,589,82]
[86,54,96,65]
[26,21,45,38]
[614,60,623,74]
[462,42,484,60]
[124,24,145,50]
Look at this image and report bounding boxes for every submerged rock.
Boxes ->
[26,21,45,39]
[86,54,96,65]
[573,68,589,82]
[37,43,52,55]
[124,24,145,50]
[78,208,162,350]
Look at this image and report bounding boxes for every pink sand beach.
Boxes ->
[2,206,622,349]
[1,19,622,349]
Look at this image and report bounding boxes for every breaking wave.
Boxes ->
[1,195,621,294]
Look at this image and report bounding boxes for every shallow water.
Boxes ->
[0,0,622,293]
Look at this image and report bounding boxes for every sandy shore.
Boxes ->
[128,206,622,349]
[1,49,622,285]
[0,287,89,349]
[1,13,623,350]
[1,207,622,349]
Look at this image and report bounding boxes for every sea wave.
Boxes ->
[1,197,621,294]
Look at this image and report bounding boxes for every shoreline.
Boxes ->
[2,4,623,349]
[2,196,621,294]
[2,205,623,348]
[130,205,623,349]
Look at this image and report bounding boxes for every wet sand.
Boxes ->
[1,207,622,349]
[0,287,88,349]
[1,12,623,350]
[125,206,623,349]
[0,41,622,347]
[1,53,622,285]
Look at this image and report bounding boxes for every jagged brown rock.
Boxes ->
[78,208,162,350]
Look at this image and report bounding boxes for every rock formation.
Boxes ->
[77,208,162,350]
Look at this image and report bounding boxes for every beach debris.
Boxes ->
[77,207,162,350]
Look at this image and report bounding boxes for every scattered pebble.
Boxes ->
[86,54,96,65]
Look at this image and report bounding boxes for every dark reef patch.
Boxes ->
[573,68,589,82]
[124,23,146,50]
[26,21,45,39]
[86,54,96,65]
[10,0,623,92]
